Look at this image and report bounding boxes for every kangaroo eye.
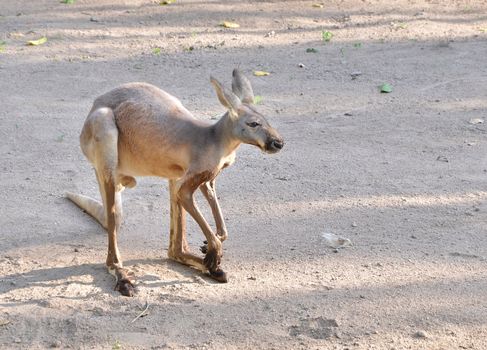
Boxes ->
[246,121,260,128]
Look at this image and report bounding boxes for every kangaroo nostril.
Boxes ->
[272,140,284,149]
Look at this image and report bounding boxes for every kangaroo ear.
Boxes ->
[231,69,255,104]
[210,76,241,117]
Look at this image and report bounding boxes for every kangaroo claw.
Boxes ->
[203,249,221,272]
[200,244,208,254]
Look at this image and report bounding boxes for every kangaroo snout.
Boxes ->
[265,137,284,153]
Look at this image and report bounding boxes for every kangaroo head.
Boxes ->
[210,69,284,154]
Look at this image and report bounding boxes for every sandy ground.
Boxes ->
[1,0,487,349]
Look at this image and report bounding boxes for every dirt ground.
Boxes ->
[1,0,487,349]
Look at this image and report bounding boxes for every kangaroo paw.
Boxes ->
[203,249,221,272]
[200,244,208,254]
[115,278,135,297]
[208,269,228,283]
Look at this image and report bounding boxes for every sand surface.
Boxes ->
[1,0,487,349]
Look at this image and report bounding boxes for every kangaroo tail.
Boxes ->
[66,192,106,229]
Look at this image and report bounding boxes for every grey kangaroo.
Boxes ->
[67,69,284,296]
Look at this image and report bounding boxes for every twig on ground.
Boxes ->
[131,301,150,323]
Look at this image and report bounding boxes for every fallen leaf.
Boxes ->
[353,42,362,48]
[152,47,161,55]
[27,36,47,46]
[392,22,407,29]
[322,232,352,248]
[469,118,484,125]
[0,319,10,326]
[60,0,75,3]
[9,32,23,40]
[253,70,270,76]
[0,41,5,53]
[380,83,393,93]
[306,48,318,53]
[312,3,324,8]
[436,155,449,162]
[159,0,175,4]
[322,30,333,42]
[220,21,240,28]
[253,95,263,104]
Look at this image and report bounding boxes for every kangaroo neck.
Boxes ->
[211,111,241,156]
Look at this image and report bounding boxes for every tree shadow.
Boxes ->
[0,256,220,306]
[2,270,486,348]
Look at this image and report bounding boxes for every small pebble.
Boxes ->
[414,330,428,338]
[50,340,62,348]
[350,71,362,79]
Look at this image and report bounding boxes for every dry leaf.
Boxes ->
[253,95,263,104]
[322,232,352,248]
[9,32,25,39]
[254,70,270,76]
[312,3,324,8]
[0,319,10,326]
[220,21,240,28]
[27,36,47,46]
[469,118,484,125]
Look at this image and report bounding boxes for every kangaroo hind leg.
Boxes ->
[66,106,122,229]
[83,107,135,296]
